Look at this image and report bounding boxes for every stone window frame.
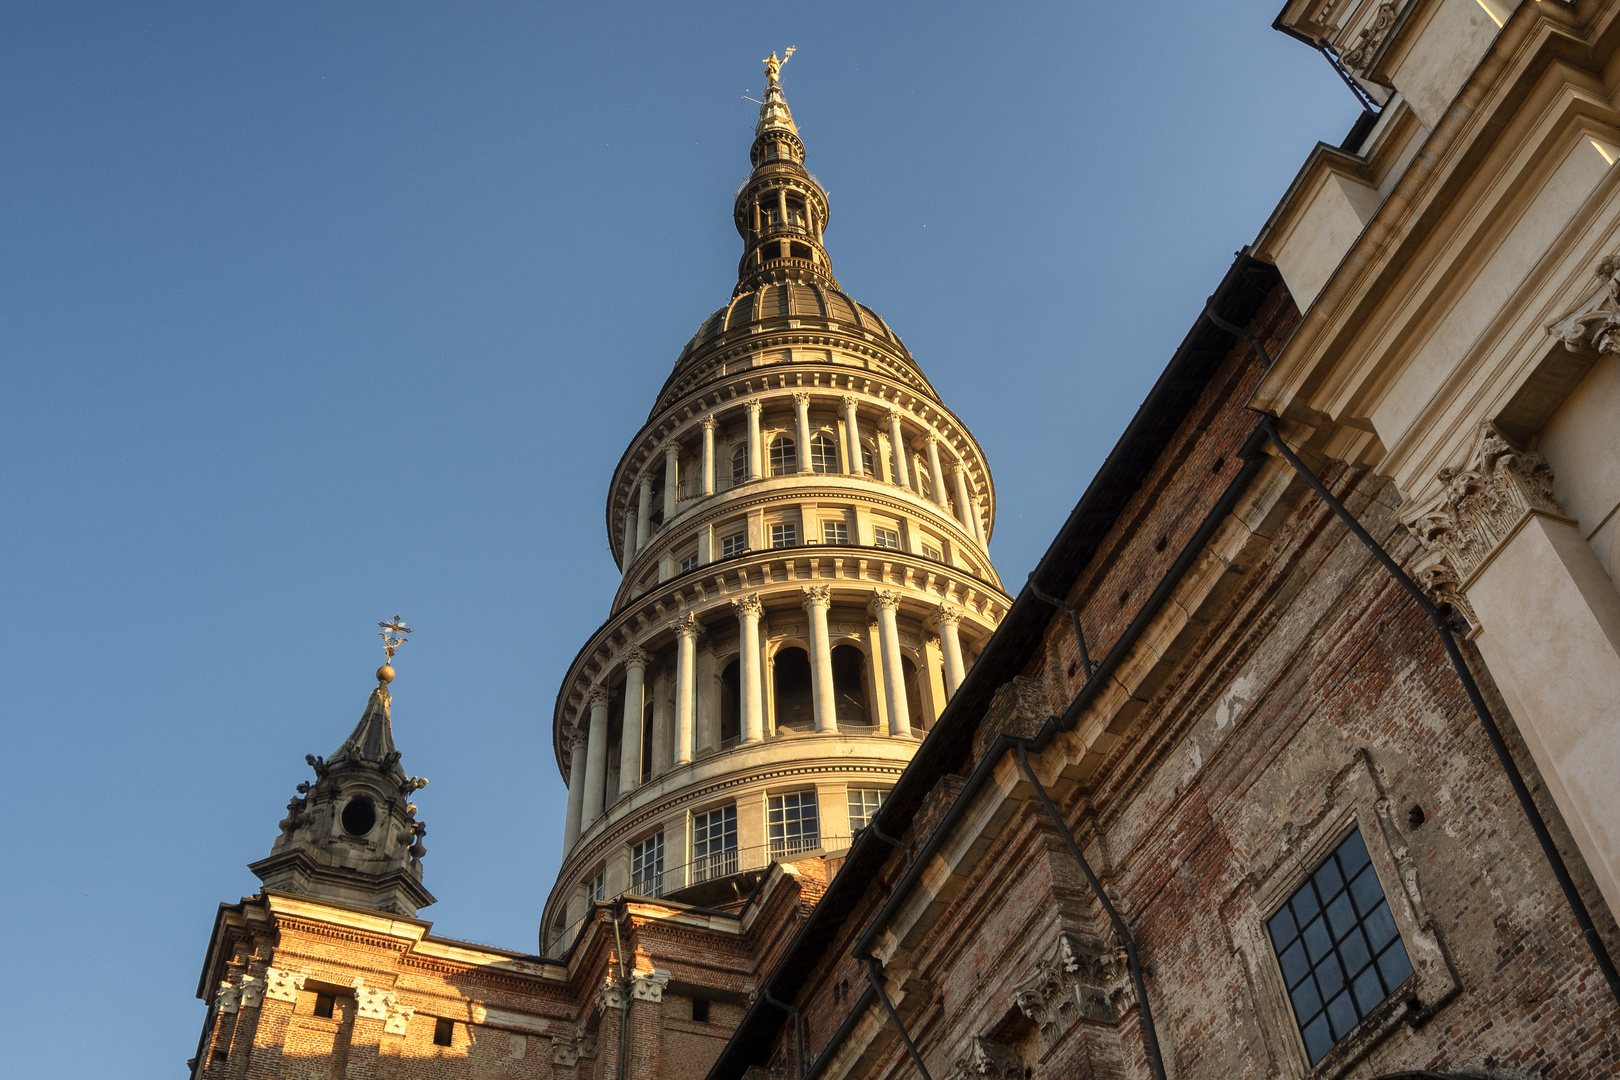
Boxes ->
[873,527,901,550]
[1220,749,1460,1080]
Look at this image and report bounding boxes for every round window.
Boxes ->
[341,796,376,837]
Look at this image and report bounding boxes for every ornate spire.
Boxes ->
[734,50,838,296]
[248,620,434,917]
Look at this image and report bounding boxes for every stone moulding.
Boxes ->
[1400,422,1569,600]
[944,1036,1023,1080]
[1011,932,1128,1050]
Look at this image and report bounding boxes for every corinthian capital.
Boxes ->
[670,611,705,639]
[793,391,812,407]
[885,408,906,427]
[585,685,612,708]
[560,725,588,753]
[744,399,763,415]
[929,603,962,628]
[621,645,652,670]
[732,593,764,620]
[1548,253,1620,354]
[841,394,861,411]
[700,413,719,432]
[801,584,832,609]
[1400,422,1567,588]
[869,589,902,615]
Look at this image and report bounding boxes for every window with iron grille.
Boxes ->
[809,434,838,473]
[823,521,849,545]
[847,788,885,831]
[873,528,901,550]
[721,533,748,558]
[691,805,738,883]
[771,523,798,549]
[1268,829,1413,1065]
[589,867,606,902]
[768,790,820,858]
[630,833,665,898]
[769,436,797,476]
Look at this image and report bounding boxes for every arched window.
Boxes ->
[831,644,868,728]
[809,434,838,474]
[769,435,797,476]
[719,659,741,745]
[773,647,814,731]
[731,443,748,484]
[901,655,926,732]
[861,441,877,477]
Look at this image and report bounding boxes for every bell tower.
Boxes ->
[248,617,434,917]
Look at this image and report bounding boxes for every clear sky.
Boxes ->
[0,3,1360,1074]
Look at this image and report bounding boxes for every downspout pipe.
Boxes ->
[870,823,914,867]
[1254,414,1620,1006]
[861,954,934,1080]
[611,903,633,1080]
[762,987,807,1080]
[1016,744,1167,1080]
[1026,574,1094,678]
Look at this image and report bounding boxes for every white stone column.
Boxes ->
[636,475,653,551]
[953,462,981,542]
[842,396,863,476]
[745,401,764,480]
[701,415,717,495]
[581,687,611,826]
[663,442,680,521]
[926,435,949,508]
[562,726,588,851]
[734,594,766,744]
[886,410,911,490]
[621,500,638,568]
[617,647,649,798]
[864,618,889,733]
[794,392,813,472]
[649,667,669,778]
[802,585,837,733]
[870,591,911,737]
[932,605,967,697]
[671,613,701,765]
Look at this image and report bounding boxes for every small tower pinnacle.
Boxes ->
[248,619,434,916]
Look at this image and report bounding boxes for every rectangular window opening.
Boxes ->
[721,533,748,558]
[847,788,886,831]
[692,805,739,883]
[632,833,666,898]
[823,521,849,545]
[433,1017,455,1047]
[313,993,336,1019]
[1268,828,1413,1065]
[768,790,821,858]
[873,528,901,550]
[770,523,798,549]
[692,997,712,1023]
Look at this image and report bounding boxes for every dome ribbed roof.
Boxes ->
[678,281,904,361]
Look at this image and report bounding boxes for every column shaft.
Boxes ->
[735,595,765,744]
[843,397,863,475]
[701,416,717,495]
[563,733,587,851]
[746,402,764,480]
[926,437,949,507]
[803,586,837,733]
[663,443,679,521]
[873,593,911,736]
[940,618,966,696]
[794,393,812,472]
[621,505,637,568]
[581,692,611,826]
[953,464,980,542]
[617,652,648,798]
[636,476,653,550]
[673,617,699,765]
[887,412,910,489]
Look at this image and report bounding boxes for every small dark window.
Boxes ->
[1154,535,1168,553]
[1407,804,1426,828]
[692,997,711,1023]
[434,1017,455,1047]
[1211,455,1227,473]
[1268,829,1413,1065]
[341,796,376,837]
[313,993,335,1019]
[212,1048,229,1063]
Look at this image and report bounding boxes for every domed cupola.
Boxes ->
[540,54,1010,958]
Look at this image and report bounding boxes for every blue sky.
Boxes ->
[0,3,1359,1074]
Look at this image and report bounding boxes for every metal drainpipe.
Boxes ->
[611,904,633,1080]
[1255,414,1620,1006]
[861,955,934,1080]
[761,987,807,1080]
[1027,573,1095,678]
[1016,744,1169,1080]
[870,823,914,867]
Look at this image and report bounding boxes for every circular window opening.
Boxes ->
[341,796,376,837]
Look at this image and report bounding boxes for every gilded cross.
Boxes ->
[378,614,412,663]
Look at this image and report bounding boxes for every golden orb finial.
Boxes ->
[377,664,396,684]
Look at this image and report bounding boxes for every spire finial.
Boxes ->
[762,47,795,89]
[376,614,411,685]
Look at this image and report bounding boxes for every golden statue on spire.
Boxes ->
[763,46,796,89]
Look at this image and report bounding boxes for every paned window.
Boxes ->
[768,790,821,858]
[631,833,665,898]
[922,544,942,561]
[1268,829,1413,1065]
[916,468,932,499]
[823,521,849,545]
[731,444,748,484]
[873,528,901,550]
[861,442,877,477]
[809,434,838,473]
[769,436,797,476]
[771,523,798,549]
[681,553,700,573]
[691,805,739,883]
[589,867,606,902]
[721,532,748,558]
[847,788,885,831]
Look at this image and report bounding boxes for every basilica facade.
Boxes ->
[191,5,1620,1079]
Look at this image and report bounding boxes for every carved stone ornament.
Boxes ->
[383,999,415,1036]
[793,391,812,406]
[701,413,719,431]
[868,589,902,615]
[671,611,705,639]
[216,981,242,1014]
[1548,253,1620,355]
[238,975,267,1009]
[552,1034,579,1067]
[1400,423,1567,590]
[597,976,627,1011]
[352,979,394,1020]
[561,725,588,754]
[631,968,672,1002]
[621,645,652,670]
[945,1037,1023,1080]
[1340,0,1396,70]
[800,584,832,609]
[1012,933,1126,1048]
[733,594,765,620]
[929,603,963,628]
[263,967,309,1004]
[585,684,613,708]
